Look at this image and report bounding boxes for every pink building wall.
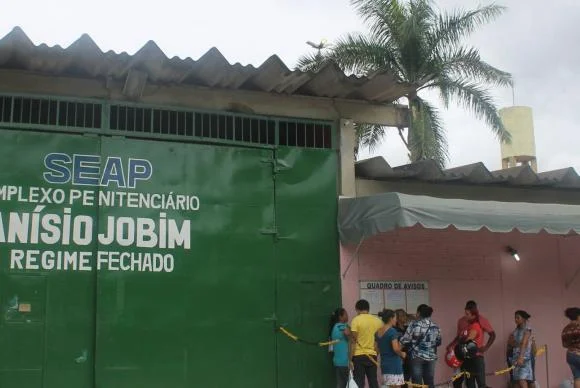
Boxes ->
[340,226,580,388]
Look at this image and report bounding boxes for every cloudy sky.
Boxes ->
[1,0,579,172]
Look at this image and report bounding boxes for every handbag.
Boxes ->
[347,370,359,388]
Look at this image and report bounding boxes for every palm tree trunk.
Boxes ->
[406,92,420,161]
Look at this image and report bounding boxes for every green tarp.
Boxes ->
[339,192,580,244]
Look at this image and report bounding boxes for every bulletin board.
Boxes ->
[359,280,430,315]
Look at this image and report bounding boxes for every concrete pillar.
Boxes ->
[339,118,356,197]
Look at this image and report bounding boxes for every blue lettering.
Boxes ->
[101,157,126,188]
[73,154,100,186]
[43,153,72,184]
[127,159,153,188]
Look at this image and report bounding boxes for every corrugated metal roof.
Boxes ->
[0,27,414,104]
[356,157,580,189]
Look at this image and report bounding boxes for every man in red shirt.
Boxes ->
[448,301,496,388]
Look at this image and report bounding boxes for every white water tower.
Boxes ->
[499,106,538,172]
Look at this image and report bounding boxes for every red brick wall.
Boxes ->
[340,226,580,388]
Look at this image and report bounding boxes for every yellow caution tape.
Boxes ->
[399,371,468,388]
[318,340,340,347]
[404,382,428,388]
[403,371,470,388]
[495,366,515,376]
[278,326,339,347]
[362,354,380,367]
[278,327,298,342]
[452,371,470,381]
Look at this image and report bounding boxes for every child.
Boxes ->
[330,308,350,388]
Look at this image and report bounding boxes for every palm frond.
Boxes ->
[429,4,506,52]
[437,46,513,88]
[408,97,448,167]
[295,52,330,73]
[350,0,407,55]
[398,0,435,81]
[434,76,511,143]
[405,0,436,39]
[331,33,404,77]
[437,78,452,109]
[355,123,387,155]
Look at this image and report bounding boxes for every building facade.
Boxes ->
[0,27,410,388]
[339,157,580,387]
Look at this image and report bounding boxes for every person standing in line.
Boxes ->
[507,332,515,387]
[350,299,383,388]
[395,309,412,386]
[448,301,496,388]
[508,310,535,388]
[329,308,351,388]
[562,307,580,388]
[376,309,407,388]
[456,305,486,388]
[394,309,409,335]
[507,332,537,388]
[400,304,442,388]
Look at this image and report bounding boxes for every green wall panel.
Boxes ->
[274,147,340,388]
[0,131,97,388]
[95,138,277,388]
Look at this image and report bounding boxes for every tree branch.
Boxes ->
[397,127,409,149]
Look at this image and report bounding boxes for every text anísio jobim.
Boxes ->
[0,153,199,273]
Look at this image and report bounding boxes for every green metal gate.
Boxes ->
[275,147,340,387]
[0,94,340,388]
[0,131,98,387]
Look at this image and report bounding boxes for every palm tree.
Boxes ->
[297,0,513,167]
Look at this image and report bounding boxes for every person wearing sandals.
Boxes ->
[400,304,442,388]
[377,309,407,387]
